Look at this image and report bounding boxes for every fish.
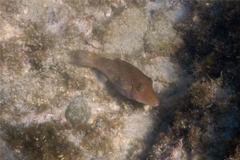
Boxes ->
[70,50,159,106]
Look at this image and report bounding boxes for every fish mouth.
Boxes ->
[148,98,159,107]
[131,89,159,106]
[145,93,160,106]
[136,96,159,106]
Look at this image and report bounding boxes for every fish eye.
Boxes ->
[135,83,144,91]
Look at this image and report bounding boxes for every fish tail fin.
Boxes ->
[70,50,99,68]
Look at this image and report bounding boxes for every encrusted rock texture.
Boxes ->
[0,0,239,160]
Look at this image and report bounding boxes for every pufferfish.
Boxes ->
[70,50,159,106]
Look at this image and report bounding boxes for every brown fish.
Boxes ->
[71,50,159,106]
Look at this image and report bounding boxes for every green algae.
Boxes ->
[60,72,87,91]
[0,39,26,75]
[0,0,20,15]
[80,115,124,158]
[0,120,82,159]
[20,22,55,70]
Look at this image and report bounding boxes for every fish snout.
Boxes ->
[134,91,159,106]
[148,94,159,107]
[143,88,159,106]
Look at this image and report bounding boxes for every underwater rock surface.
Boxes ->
[0,0,239,160]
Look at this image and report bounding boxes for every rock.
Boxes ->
[144,11,183,55]
[65,97,91,128]
[103,7,148,55]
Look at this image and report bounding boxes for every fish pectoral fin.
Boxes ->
[114,81,133,99]
[121,83,132,92]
